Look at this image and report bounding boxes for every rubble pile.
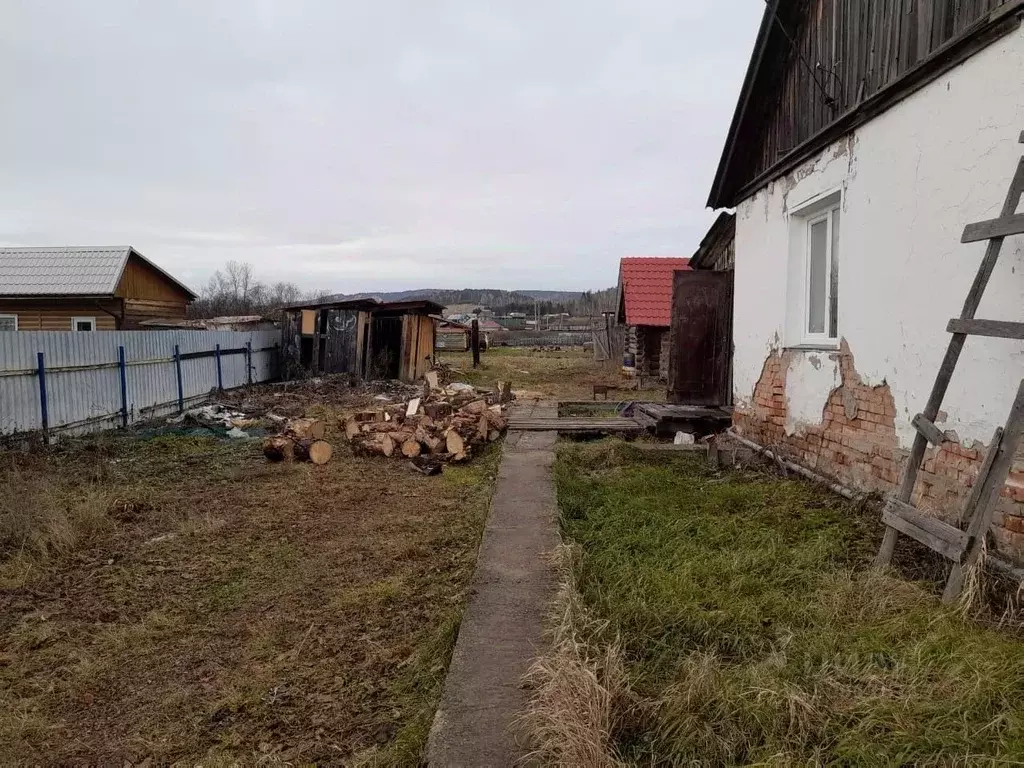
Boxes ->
[343,371,514,467]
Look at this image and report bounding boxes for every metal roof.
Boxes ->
[0,246,197,299]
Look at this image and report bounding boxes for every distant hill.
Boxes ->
[325,287,616,315]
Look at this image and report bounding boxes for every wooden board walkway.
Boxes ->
[506,416,646,435]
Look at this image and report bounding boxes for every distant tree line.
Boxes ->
[188,262,617,319]
[187,261,329,319]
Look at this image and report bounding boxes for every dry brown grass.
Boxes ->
[519,545,632,767]
[0,401,500,765]
[437,348,665,402]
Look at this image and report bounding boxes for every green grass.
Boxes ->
[554,441,1024,765]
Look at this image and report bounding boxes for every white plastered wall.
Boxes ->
[733,24,1024,448]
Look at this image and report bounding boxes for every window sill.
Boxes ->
[785,342,841,352]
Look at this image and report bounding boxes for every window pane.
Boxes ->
[0,316,15,331]
[829,208,840,339]
[808,219,828,334]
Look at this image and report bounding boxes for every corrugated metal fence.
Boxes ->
[0,331,279,437]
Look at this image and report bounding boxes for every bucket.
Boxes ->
[623,352,636,368]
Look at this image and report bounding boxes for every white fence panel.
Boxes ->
[0,330,279,437]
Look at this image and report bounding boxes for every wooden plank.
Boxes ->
[946,318,1024,339]
[943,380,1024,602]
[882,498,967,561]
[911,413,946,445]
[917,0,934,60]
[961,212,1024,242]
[955,427,1003,525]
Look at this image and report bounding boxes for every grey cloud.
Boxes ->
[0,0,761,293]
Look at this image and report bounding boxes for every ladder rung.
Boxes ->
[961,212,1024,243]
[882,498,967,562]
[946,318,1024,340]
[911,413,945,446]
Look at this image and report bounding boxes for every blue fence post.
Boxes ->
[215,344,224,391]
[36,351,49,440]
[174,344,184,413]
[118,345,128,428]
[246,341,253,386]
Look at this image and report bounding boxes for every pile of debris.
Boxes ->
[262,417,334,465]
[342,372,513,470]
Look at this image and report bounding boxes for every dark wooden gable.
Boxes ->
[709,0,1022,209]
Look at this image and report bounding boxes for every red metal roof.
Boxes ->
[618,257,691,327]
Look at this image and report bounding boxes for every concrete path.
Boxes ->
[428,402,560,767]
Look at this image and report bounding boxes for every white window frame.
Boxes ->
[71,316,96,332]
[785,187,842,349]
[0,314,17,331]
[802,206,839,346]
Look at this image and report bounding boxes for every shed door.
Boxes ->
[323,309,360,374]
[668,271,733,406]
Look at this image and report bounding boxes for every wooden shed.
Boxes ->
[280,299,441,383]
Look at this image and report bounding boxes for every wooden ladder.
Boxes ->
[875,130,1024,603]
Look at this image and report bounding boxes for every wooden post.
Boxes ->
[118,345,128,428]
[471,319,480,368]
[246,341,253,385]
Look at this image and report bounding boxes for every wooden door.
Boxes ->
[668,270,733,406]
[323,309,360,374]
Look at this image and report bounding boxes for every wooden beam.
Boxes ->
[911,413,946,446]
[961,212,1024,243]
[943,381,1024,603]
[881,498,967,561]
[946,318,1024,340]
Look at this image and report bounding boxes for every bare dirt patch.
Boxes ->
[0,388,499,765]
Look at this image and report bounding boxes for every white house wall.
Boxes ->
[734,25,1024,450]
[731,25,1024,555]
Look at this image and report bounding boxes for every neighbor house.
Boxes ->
[436,320,471,351]
[280,298,441,382]
[709,1,1024,555]
[0,246,196,330]
[615,257,691,380]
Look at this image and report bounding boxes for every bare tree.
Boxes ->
[188,261,317,319]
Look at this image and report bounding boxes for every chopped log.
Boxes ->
[402,439,422,458]
[343,417,360,441]
[425,370,440,390]
[420,415,435,429]
[488,429,501,442]
[424,402,453,420]
[446,429,466,456]
[353,410,384,423]
[500,381,513,404]
[294,439,333,465]
[477,415,489,441]
[286,418,326,440]
[453,450,469,462]
[352,433,396,457]
[463,399,488,415]
[263,436,295,462]
[406,398,421,417]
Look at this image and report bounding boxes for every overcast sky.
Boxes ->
[0,1,761,294]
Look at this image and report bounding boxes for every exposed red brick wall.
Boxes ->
[734,342,1024,559]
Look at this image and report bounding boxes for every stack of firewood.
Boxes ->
[262,417,334,465]
[342,377,512,464]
